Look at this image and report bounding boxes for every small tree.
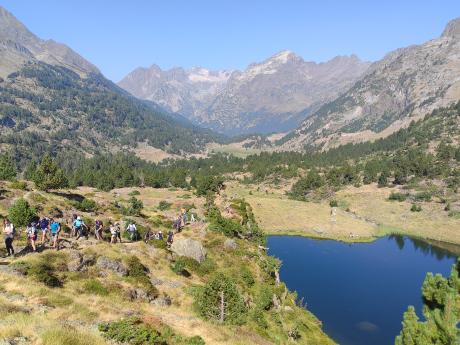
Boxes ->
[0,154,17,181]
[195,272,246,324]
[378,170,390,187]
[33,154,68,191]
[8,198,37,228]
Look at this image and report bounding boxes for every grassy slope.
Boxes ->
[225,181,460,246]
[0,181,334,345]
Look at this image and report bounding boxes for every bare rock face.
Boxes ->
[170,238,206,263]
[282,17,460,151]
[118,51,369,135]
[0,6,99,78]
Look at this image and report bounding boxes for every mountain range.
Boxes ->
[280,17,460,150]
[119,51,370,135]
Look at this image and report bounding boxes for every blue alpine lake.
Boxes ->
[267,235,458,345]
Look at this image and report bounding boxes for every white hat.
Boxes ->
[77,216,81,220]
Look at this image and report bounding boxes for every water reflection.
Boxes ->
[388,234,459,260]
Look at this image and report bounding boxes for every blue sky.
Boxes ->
[1,0,459,82]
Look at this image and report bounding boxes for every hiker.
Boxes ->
[95,219,103,240]
[3,218,14,256]
[157,230,163,240]
[39,217,50,245]
[126,222,138,241]
[71,213,78,236]
[143,229,154,243]
[109,222,118,244]
[26,221,38,252]
[74,216,89,240]
[167,231,174,247]
[50,218,61,250]
[116,222,122,243]
[173,216,182,232]
[190,213,196,223]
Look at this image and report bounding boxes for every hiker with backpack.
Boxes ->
[3,218,15,256]
[74,216,89,240]
[50,218,61,250]
[26,221,38,252]
[126,222,138,241]
[167,231,174,247]
[109,221,119,244]
[95,219,103,240]
[39,217,50,245]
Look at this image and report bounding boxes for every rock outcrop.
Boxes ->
[170,238,207,263]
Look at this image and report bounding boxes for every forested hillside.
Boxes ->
[0,62,219,164]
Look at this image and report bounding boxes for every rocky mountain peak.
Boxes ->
[442,17,460,38]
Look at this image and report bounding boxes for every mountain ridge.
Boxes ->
[119,50,370,136]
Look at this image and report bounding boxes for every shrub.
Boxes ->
[389,192,407,202]
[158,200,172,211]
[83,279,109,296]
[73,198,98,212]
[329,200,338,207]
[149,239,167,249]
[256,285,274,310]
[241,267,255,287]
[129,190,141,196]
[413,191,432,202]
[410,204,422,212]
[98,317,167,344]
[194,272,246,324]
[171,260,189,277]
[8,198,37,228]
[28,262,62,288]
[126,256,158,298]
[9,180,27,190]
[121,197,144,216]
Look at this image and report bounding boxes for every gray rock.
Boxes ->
[151,294,171,307]
[127,288,156,302]
[224,239,237,250]
[67,250,83,272]
[170,238,206,263]
[96,256,127,276]
[150,277,164,286]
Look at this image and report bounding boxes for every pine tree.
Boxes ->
[0,154,17,181]
[33,154,68,191]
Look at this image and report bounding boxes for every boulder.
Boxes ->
[127,288,156,302]
[170,238,206,263]
[151,294,172,307]
[96,256,127,276]
[224,239,237,250]
[67,250,83,272]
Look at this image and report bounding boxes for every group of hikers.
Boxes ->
[2,208,194,257]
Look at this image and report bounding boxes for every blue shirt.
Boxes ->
[50,222,59,233]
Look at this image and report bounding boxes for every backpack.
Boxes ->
[74,219,83,229]
[40,218,49,229]
[128,224,136,232]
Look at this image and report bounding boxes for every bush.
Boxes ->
[171,260,189,277]
[241,267,255,287]
[98,317,167,344]
[121,197,144,216]
[149,239,167,249]
[256,285,274,310]
[389,192,407,202]
[126,256,158,298]
[83,279,109,296]
[129,190,141,196]
[413,191,432,202]
[73,198,98,212]
[329,200,338,207]
[9,180,27,190]
[194,272,246,324]
[158,200,172,211]
[410,204,422,212]
[8,198,37,228]
[28,262,62,288]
